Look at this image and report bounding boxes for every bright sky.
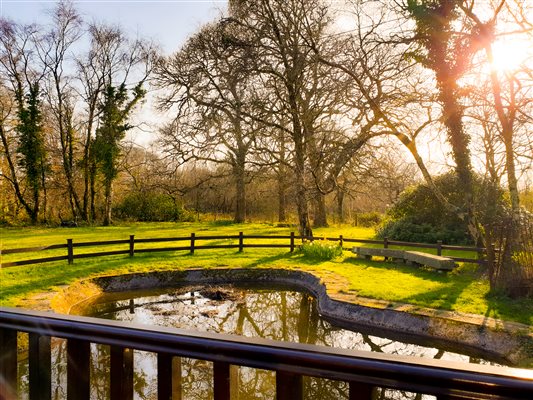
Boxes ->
[0,0,228,54]
[1,0,229,146]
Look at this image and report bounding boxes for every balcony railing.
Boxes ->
[0,307,532,400]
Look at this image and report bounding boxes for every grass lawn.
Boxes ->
[1,221,531,327]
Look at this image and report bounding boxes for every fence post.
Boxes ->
[436,240,443,256]
[384,237,389,249]
[129,235,135,257]
[67,239,74,265]
[190,233,196,255]
[239,232,244,253]
[290,232,295,253]
[339,235,344,249]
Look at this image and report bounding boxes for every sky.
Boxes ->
[0,0,228,54]
[1,0,229,146]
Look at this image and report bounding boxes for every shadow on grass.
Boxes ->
[343,256,476,310]
[482,292,533,326]
[344,256,451,282]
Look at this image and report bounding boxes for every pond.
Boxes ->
[18,286,504,399]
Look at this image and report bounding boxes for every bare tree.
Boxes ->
[156,22,260,223]
[38,0,84,220]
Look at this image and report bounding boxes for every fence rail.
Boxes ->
[0,307,531,400]
[0,232,484,268]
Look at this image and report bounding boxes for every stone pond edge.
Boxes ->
[51,268,533,367]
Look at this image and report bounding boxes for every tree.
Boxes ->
[39,0,84,220]
[226,0,381,236]
[0,19,48,223]
[94,83,145,226]
[156,22,260,223]
[75,22,154,223]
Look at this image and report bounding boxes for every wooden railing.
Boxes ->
[0,232,485,268]
[0,307,531,400]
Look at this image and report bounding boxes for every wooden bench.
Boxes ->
[353,247,405,263]
[352,247,457,271]
[403,251,456,271]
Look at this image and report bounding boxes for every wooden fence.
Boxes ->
[0,233,485,268]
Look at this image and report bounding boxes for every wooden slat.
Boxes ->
[172,356,182,400]
[213,361,238,400]
[73,239,129,247]
[349,381,374,400]
[73,250,130,259]
[0,328,17,399]
[157,353,171,400]
[110,346,134,400]
[29,333,51,400]
[276,371,302,400]
[67,339,90,400]
[1,244,66,255]
[135,247,190,253]
[1,255,69,268]
[135,237,190,243]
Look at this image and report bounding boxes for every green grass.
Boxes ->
[1,221,531,327]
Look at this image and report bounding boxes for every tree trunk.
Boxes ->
[336,188,345,224]
[313,192,328,227]
[278,175,287,223]
[103,180,113,226]
[233,161,246,223]
[294,139,313,238]
[89,162,97,222]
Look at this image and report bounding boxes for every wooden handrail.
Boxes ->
[0,307,531,400]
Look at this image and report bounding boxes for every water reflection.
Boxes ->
[18,287,502,399]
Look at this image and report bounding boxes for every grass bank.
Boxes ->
[1,221,531,327]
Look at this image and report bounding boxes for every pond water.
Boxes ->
[18,286,503,399]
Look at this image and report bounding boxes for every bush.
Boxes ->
[376,218,469,244]
[376,172,508,245]
[300,240,343,260]
[355,212,383,227]
[115,192,195,222]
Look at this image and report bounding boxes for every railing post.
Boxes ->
[29,333,51,400]
[214,362,238,400]
[158,353,182,400]
[129,235,135,257]
[276,371,302,400]
[290,231,295,252]
[349,381,374,400]
[67,238,74,265]
[239,231,244,252]
[110,346,134,400]
[190,233,196,255]
[339,234,344,249]
[383,237,389,249]
[67,339,90,400]
[0,328,18,399]
[437,240,443,256]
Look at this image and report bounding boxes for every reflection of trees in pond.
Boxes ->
[73,289,495,400]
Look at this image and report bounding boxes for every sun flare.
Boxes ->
[490,38,531,72]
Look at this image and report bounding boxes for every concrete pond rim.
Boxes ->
[50,268,533,368]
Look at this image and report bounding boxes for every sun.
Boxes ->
[490,37,531,73]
